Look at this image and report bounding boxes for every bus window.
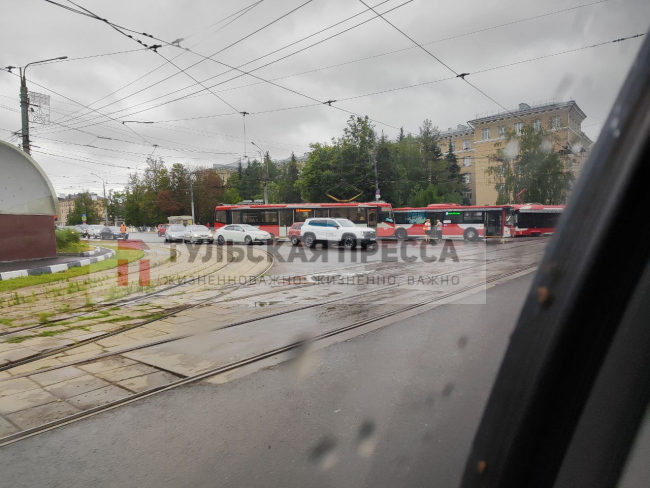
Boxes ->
[378,207,393,223]
[463,211,483,224]
[232,212,242,224]
[394,212,409,225]
[445,211,462,224]
[408,211,426,224]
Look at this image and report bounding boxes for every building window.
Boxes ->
[549,116,561,129]
[514,122,523,135]
[462,139,470,150]
[463,173,471,184]
[533,119,541,131]
[463,156,472,167]
[463,189,472,201]
[481,128,490,140]
[498,126,506,138]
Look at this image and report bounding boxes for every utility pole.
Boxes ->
[189,176,196,224]
[91,173,109,225]
[369,143,380,201]
[12,56,67,155]
[251,142,268,204]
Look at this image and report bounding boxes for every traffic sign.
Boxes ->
[82,213,86,223]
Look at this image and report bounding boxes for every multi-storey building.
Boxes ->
[57,192,105,225]
[439,99,593,205]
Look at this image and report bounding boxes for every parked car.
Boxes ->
[183,225,214,244]
[157,223,170,237]
[99,226,128,240]
[300,218,376,250]
[164,224,186,243]
[74,224,89,238]
[288,222,304,246]
[87,225,105,238]
[215,224,272,245]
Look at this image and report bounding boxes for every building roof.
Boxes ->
[469,99,586,125]
[0,140,59,216]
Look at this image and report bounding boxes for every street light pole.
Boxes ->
[251,142,268,204]
[15,56,67,155]
[91,173,109,225]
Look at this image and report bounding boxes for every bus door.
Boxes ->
[278,210,293,238]
[485,211,503,237]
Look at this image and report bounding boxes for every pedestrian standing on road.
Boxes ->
[120,223,126,235]
[436,219,443,241]
[423,219,431,242]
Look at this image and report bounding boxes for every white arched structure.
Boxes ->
[0,140,59,262]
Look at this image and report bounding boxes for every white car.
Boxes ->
[215,224,272,245]
[165,224,186,243]
[183,225,214,244]
[86,225,105,238]
[300,218,376,250]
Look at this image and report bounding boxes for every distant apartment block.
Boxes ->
[439,99,593,205]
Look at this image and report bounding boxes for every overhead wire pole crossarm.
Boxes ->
[45,2,263,128]
[39,0,416,137]
[355,0,527,125]
[40,0,307,128]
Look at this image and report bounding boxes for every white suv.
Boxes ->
[300,218,376,250]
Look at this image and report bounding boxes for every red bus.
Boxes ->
[393,204,564,240]
[213,202,395,240]
[508,204,564,237]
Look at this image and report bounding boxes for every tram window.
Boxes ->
[314,209,328,218]
[463,211,484,224]
[348,207,367,223]
[242,212,260,224]
[232,212,242,224]
[215,210,227,224]
[295,210,313,222]
[331,209,346,219]
[368,210,376,226]
[279,210,292,227]
[445,211,462,224]
[260,211,278,224]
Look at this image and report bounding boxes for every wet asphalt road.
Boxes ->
[128,232,534,277]
[0,271,533,487]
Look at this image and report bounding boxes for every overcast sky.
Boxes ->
[1,0,648,195]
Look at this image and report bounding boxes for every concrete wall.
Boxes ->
[0,214,56,262]
[0,140,59,262]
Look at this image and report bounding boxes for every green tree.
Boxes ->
[298,143,340,202]
[106,190,125,225]
[486,126,573,204]
[408,184,444,207]
[192,168,223,224]
[67,191,101,225]
[277,152,302,203]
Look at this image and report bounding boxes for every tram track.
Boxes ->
[0,260,538,447]
[0,250,276,372]
[0,248,237,338]
[0,244,544,376]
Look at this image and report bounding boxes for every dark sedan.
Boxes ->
[99,226,128,240]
